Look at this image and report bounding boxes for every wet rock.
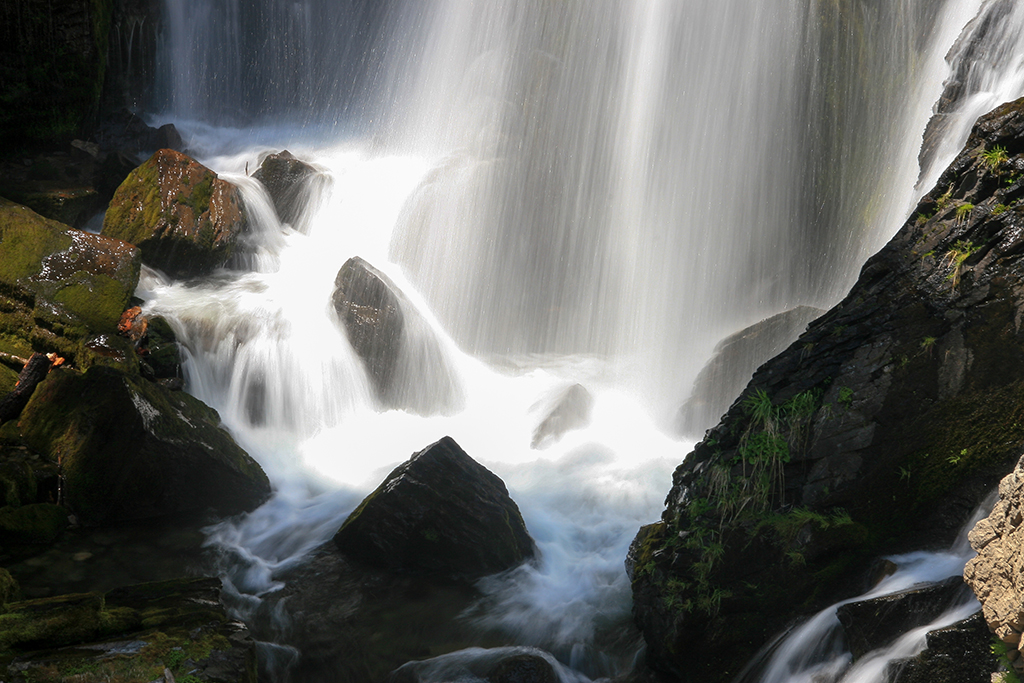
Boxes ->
[332,256,405,397]
[0,577,257,683]
[0,569,18,605]
[675,306,822,436]
[102,149,247,278]
[92,109,185,159]
[333,436,535,580]
[965,458,1024,646]
[19,365,270,526]
[888,611,997,683]
[531,383,593,449]
[390,647,560,683]
[252,150,320,227]
[0,504,67,546]
[836,576,970,658]
[632,96,1024,682]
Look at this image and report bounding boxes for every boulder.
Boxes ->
[390,647,560,683]
[333,436,534,580]
[332,256,405,398]
[965,458,1024,648]
[102,148,247,278]
[0,503,67,545]
[252,150,320,228]
[18,365,270,525]
[675,306,823,436]
[631,97,1024,683]
[888,611,998,683]
[0,577,257,683]
[836,576,970,658]
[531,383,593,449]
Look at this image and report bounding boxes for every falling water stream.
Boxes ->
[139,0,1024,680]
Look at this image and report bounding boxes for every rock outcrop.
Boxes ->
[675,306,823,437]
[965,458,1024,656]
[19,365,270,525]
[631,97,1024,683]
[334,436,534,580]
[102,148,247,278]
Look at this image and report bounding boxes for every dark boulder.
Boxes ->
[333,436,534,580]
[19,365,270,525]
[675,306,822,436]
[102,148,247,278]
[836,576,970,658]
[888,611,998,683]
[390,647,560,683]
[332,256,405,398]
[252,150,321,228]
[631,96,1024,683]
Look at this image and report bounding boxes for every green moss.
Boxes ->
[0,504,67,545]
[0,200,73,285]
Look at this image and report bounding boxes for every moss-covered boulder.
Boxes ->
[102,148,247,278]
[0,577,257,683]
[631,96,1024,682]
[0,504,67,546]
[18,365,270,525]
[334,436,535,580]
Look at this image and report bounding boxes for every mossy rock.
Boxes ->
[0,569,18,606]
[102,149,247,278]
[0,504,66,546]
[18,365,270,525]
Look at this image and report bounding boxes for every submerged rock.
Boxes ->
[102,148,247,278]
[0,577,257,683]
[531,383,593,449]
[632,96,1024,682]
[19,365,270,526]
[334,436,535,580]
[836,576,969,658]
[252,150,320,228]
[675,306,822,436]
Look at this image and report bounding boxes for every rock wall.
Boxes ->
[631,97,1024,682]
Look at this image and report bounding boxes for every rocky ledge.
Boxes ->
[631,96,1024,682]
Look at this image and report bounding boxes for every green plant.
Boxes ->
[942,239,981,289]
[743,388,779,435]
[955,202,974,225]
[915,212,930,226]
[899,465,912,482]
[993,204,1009,216]
[981,145,1009,173]
[920,336,937,355]
[936,184,954,211]
[837,386,853,408]
[991,638,1023,683]
[947,448,968,465]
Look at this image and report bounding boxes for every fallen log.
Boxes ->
[0,354,56,423]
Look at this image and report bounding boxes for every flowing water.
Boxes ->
[142,0,1024,680]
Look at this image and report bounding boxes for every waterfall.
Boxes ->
[144,0,1024,680]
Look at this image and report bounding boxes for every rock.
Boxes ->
[632,96,1024,683]
[19,365,270,526]
[531,383,593,449]
[0,577,257,683]
[0,569,18,605]
[252,150,320,228]
[92,110,185,158]
[965,458,1024,646]
[102,149,247,278]
[333,436,534,580]
[332,256,405,398]
[888,612,998,683]
[390,647,560,683]
[675,306,823,436]
[836,576,970,658]
[0,503,67,545]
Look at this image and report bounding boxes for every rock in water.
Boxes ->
[888,612,998,683]
[333,436,535,580]
[332,256,405,398]
[531,383,593,449]
[252,150,320,228]
[102,149,247,278]
[675,306,822,436]
[19,365,270,525]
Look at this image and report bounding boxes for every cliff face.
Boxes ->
[631,97,1024,682]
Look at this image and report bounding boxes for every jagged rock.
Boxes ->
[252,150,320,227]
[631,97,1024,683]
[334,436,534,580]
[531,383,593,449]
[102,149,247,278]
[676,306,822,436]
[18,365,270,526]
[332,256,405,398]
[888,611,998,683]
[0,577,257,683]
[965,458,1024,648]
[836,576,970,658]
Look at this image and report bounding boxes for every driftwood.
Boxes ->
[0,353,55,423]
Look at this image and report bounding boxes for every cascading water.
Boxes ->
[141,0,1024,680]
